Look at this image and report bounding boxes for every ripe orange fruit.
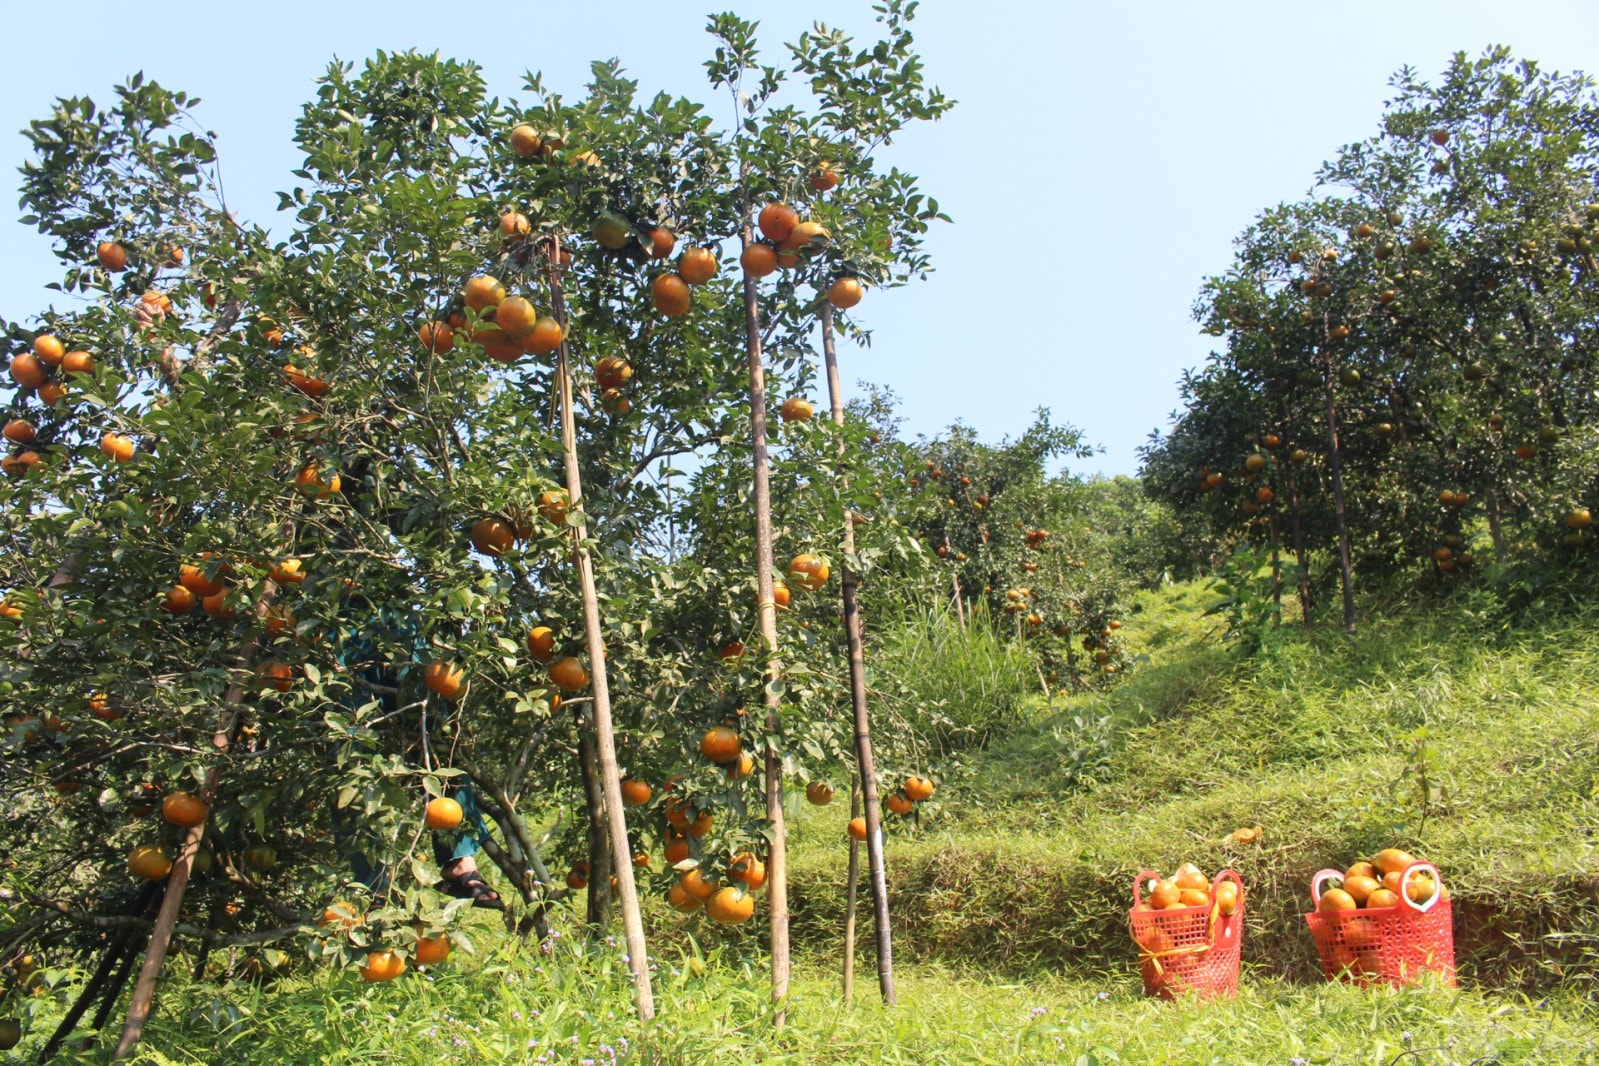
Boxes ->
[263,604,295,635]
[128,845,173,880]
[772,582,791,610]
[1149,879,1182,909]
[463,275,506,312]
[724,751,756,780]
[414,936,451,965]
[566,863,589,890]
[470,516,516,557]
[1374,848,1416,876]
[282,365,330,399]
[9,353,47,389]
[494,296,539,340]
[179,563,227,598]
[1405,873,1437,904]
[424,662,465,701]
[1345,861,1377,880]
[757,203,799,243]
[1318,888,1357,913]
[100,433,135,463]
[780,397,813,423]
[294,464,340,497]
[500,211,532,238]
[847,817,868,841]
[685,808,713,838]
[730,853,767,891]
[1567,508,1592,529]
[681,868,720,900]
[1342,875,1380,905]
[806,780,834,806]
[158,792,209,829]
[787,553,830,591]
[550,657,589,692]
[523,316,565,356]
[257,660,293,692]
[1173,864,1208,893]
[1178,888,1210,908]
[526,626,556,663]
[1,451,40,477]
[664,834,690,865]
[620,779,652,807]
[1365,888,1400,909]
[161,585,197,615]
[651,273,692,317]
[809,164,840,192]
[600,388,629,415]
[718,640,745,663]
[509,124,541,158]
[706,885,755,925]
[885,791,914,815]
[269,558,306,585]
[667,881,702,912]
[827,277,864,309]
[678,246,719,284]
[424,796,464,830]
[418,321,455,354]
[97,241,128,271]
[60,350,95,375]
[33,336,65,365]
[1214,882,1239,916]
[359,950,406,983]
[700,725,741,764]
[646,226,677,259]
[741,243,778,277]
[778,220,830,257]
[2,419,34,444]
[595,356,633,390]
[201,590,237,619]
[903,776,934,802]
[538,489,570,524]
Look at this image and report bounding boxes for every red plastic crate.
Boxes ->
[1304,860,1455,987]
[1128,868,1244,999]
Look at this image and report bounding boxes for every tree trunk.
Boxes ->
[1322,358,1357,635]
[1269,511,1282,625]
[1486,487,1507,557]
[738,218,791,1024]
[944,533,966,629]
[1286,474,1312,626]
[550,242,655,1020]
[113,585,279,1062]
[576,711,612,927]
[820,304,895,1005]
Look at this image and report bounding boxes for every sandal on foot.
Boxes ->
[440,870,504,910]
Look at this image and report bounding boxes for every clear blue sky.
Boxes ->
[4,1,1595,477]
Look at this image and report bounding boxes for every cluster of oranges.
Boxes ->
[4,334,115,476]
[1316,848,1446,913]
[1134,863,1239,918]
[847,775,934,839]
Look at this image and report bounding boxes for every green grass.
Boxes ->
[86,952,1594,1064]
[15,580,1599,1063]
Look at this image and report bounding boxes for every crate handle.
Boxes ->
[1129,869,1163,909]
[1399,860,1445,914]
[1308,868,1344,908]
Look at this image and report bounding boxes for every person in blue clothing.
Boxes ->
[338,603,502,908]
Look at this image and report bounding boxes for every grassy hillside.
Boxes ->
[19,581,1599,1063]
[788,581,1599,989]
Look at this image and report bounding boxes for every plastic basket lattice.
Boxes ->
[1303,861,1455,987]
[1128,868,1244,999]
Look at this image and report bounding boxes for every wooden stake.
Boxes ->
[1322,349,1357,635]
[739,214,790,1023]
[842,777,860,1007]
[820,304,895,1004]
[549,242,655,1019]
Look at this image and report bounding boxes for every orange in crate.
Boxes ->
[1304,860,1455,987]
[1128,867,1245,999]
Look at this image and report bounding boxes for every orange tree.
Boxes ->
[1144,49,1599,632]
[1,5,954,1053]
